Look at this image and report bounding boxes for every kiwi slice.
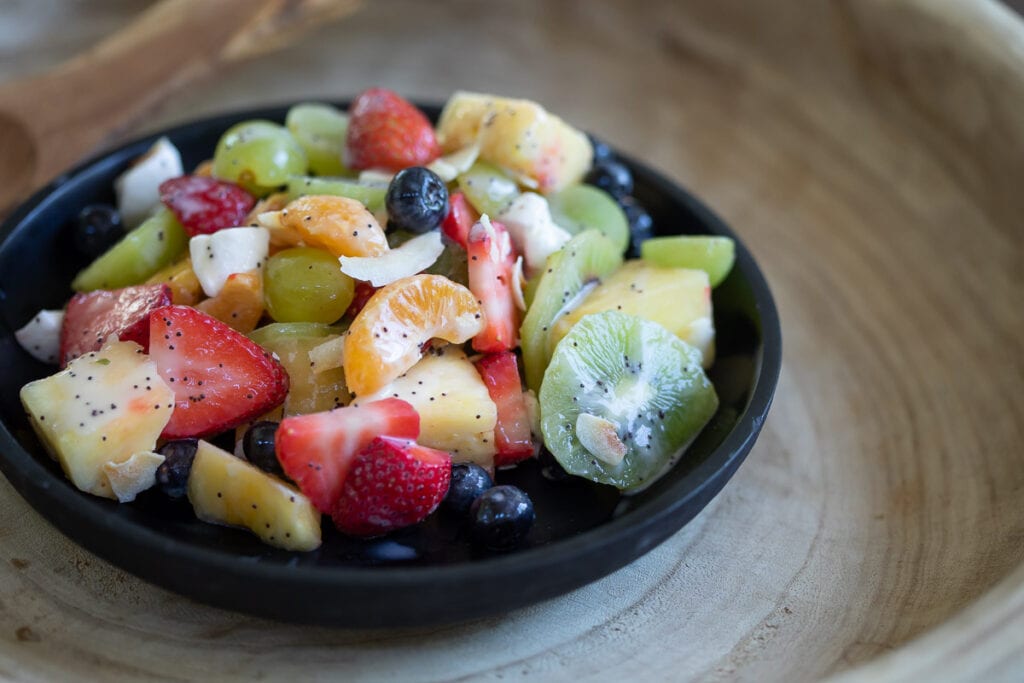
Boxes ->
[547,184,629,254]
[539,310,719,492]
[71,207,188,292]
[520,229,622,391]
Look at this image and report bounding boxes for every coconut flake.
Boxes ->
[103,451,165,503]
[428,144,481,182]
[339,231,444,287]
[497,192,571,275]
[576,413,627,466]
[15,309,63,364]
[114,137,183,228]
[511,256,527,312]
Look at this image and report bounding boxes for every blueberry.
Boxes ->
[74,204,123,257]
[587,134,615,163]
[619,196,654,257]
[442,463,493,515]
[385,167,449,234]
[469,485,535,551]
[155,439,198,498]
[585,159,633,199]
[242,421,282,476]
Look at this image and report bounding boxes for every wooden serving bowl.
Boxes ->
[0,0,1019,679]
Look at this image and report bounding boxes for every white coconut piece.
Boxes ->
[114,137,183,228]
[103,451,165,503]
[14,309,63,364]
[497,192,572,275]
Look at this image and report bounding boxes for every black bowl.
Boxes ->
[0,103,780,627]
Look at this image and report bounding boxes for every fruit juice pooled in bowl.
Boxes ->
[15,89,735,554]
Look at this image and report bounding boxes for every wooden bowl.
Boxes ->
[0,0,1018,678]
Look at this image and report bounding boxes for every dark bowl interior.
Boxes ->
[0,103,780,627]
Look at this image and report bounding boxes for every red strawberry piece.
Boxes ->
[475,352,535,467]
[332,436,451,537]
[345,280,380,319]
[59,284,172,366]
[159,175,255,237]
[275,399,420,514]
[345,88,440,172]
[149,305,289,439]
[467,218,519,353]
[441,192,479,249]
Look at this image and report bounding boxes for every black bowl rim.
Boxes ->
[0,102,782,625]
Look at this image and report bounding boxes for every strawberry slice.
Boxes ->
[332,436,451,537]
[441,192,479,249]
[345,88,440,172]
[60,284,171,366]
[275,399,420,514]
[467,218,519,353]
[344,280,379,319]
[149,305,289,439]
[475,352,535,467]
[159,175,255,237]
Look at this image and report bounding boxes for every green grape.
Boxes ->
[641,235,736,287]
[285,103,350,177]
[457,161,520,217]
[286,176,386,212]
[213,120,308,196]
[264,247,354,323]
[547,184,629,254]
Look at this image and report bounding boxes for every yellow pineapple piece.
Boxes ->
[188,440,321,551]
[550,260,716,367]
[356,346,497,467]
[436,91,592,193]
[196,270,264,333]
[19,339,174,499]
[146,257,204,306]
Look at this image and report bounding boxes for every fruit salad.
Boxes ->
[14,89,736,554]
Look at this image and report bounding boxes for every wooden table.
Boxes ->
[1,1,1022,680]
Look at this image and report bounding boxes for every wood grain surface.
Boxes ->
[0,0,1022,680]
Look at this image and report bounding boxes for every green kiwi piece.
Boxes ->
[519,229,622,392]
[539,310,719,492]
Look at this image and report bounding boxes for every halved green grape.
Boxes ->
[520,229,622,392]
[547,184,629,254]
[71,208,188,291]
[457,161,520,217]
[539,310,719,492]
[264,247,354,323]
[640,235,735,287]
[286,176,386,212]
[249,322,348,414]
[213,120,308,196]
[285,103,350,177]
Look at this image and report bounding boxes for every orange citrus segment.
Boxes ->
[344,274,485,396]
[260,195,388,258]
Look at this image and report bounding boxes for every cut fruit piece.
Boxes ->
[71,208,189,292]
[275,398,420,514]
[195,270,264,333]
[188,439,321,551]
[249,323,348,415]
[339,230,444,287]
[437,92,592,193]
[258,195,388,258]
[475,352,535,467]
[145,258,203,306]
[212,120,308,196]
[547,184,629,254]
[189,226,269,298]
[497,192,572,276]
[343,274,484,396]
[539,311,719,492]
[285,176,385,212]
[159,175,255,237]
[264,247,355,323]
[15,309,63,365]
[103,451,165,503]
[466,217,519,353]
[332,436,451,537]
[356,346,498,467]
[19,339,174,498]
[549,260,715,367]
[640,235,736,288]
[345,87,440,172]
[427,144,480,182]
[149,306,289,439]
[441,191,480,249]
[457,161,520,217]
[519,229,623,392]
[115,137,184,228]
[285,103,350,177]
[60,284,172,366]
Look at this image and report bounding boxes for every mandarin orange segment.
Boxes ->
[259,195,388,258]
[196,271,264,333]
[343,274,484,396]
[145,258,204,306]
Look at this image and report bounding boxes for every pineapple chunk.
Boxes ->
[550,260,716,367]
[19,339,174,498]
[196,270,264,333]
[103,451,165,502]
[188,440,321,551]
[145,257,203,306]
[437,92,592,193]
[356,346,497,467]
